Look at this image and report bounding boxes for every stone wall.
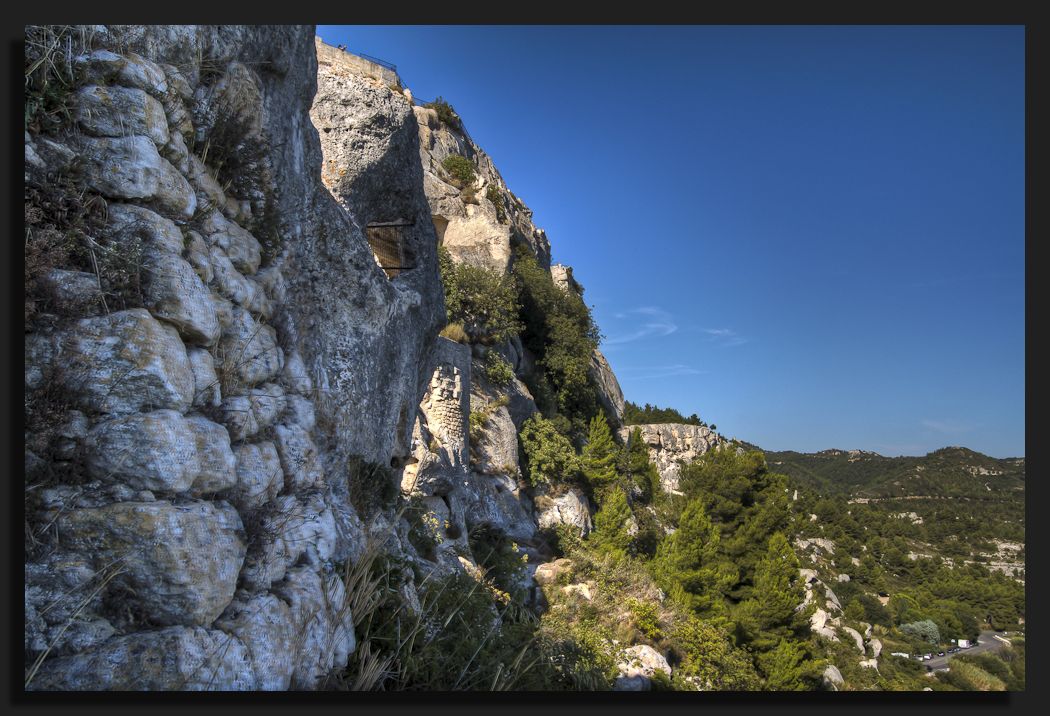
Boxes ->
[315,39,400,88]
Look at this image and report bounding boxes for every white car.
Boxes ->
[923,654,932,660]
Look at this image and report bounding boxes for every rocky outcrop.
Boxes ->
[550,264,580,293]
[842,626,866,654]
[617,423,725,493]
[410,93,551,273]
[590,349,626,425]
[303,37,445,471]
[534,487,593,537]
[614,644,672,691]
[822,664,844,691]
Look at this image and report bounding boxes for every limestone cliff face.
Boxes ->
[304,42,446,470]
[24,29,713,691]
[412,103,551,273]
[617,424,726,493]
[23,25,439,691]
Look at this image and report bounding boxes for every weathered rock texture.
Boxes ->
[614,644,673,691]
[24,25,437,691]
[617,423,726,493]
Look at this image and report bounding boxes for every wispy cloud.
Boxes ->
[921,419,973,434]
[703,327,748,347]
[604,306,678,346]
[617,364,707,380]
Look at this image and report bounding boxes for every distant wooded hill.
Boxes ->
[744,445,1024,502]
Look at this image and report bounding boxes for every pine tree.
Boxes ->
[845,598,866,624]
[591,486,633,556]
[756,640,822,691]
[736,532,808,650]
[653,498,730,615]
[580,413,618,492]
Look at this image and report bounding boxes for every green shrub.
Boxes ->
[512,246,602,439]
[856,592,893,627]
[955,652,1012,685]
[626,598,662,640]
[519,414,581,487]
[671,616,761,690]
[486,184,508,223]
[940,660,1006,691]
[469,524,528,602]
[442,154,476,188]
[900,619,940,645]
[649,669,674,690]
[426,96,461,129]
[531,613,618,690]
[542,522,584,557]
[755,640,824,691]
[845,598,867,623]
[439,247,522,344]
[482,351,514,386]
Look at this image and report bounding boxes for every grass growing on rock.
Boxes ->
[24,25,85,135]
[438,322,470,344]
[347,456,401,518]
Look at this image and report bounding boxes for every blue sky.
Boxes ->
[317,25,1025,458]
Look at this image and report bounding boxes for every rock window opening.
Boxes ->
[365,220,415,278]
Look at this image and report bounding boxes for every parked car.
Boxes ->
[938,651,945,657]
[923,654,932,660]
[949,647,961,653]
